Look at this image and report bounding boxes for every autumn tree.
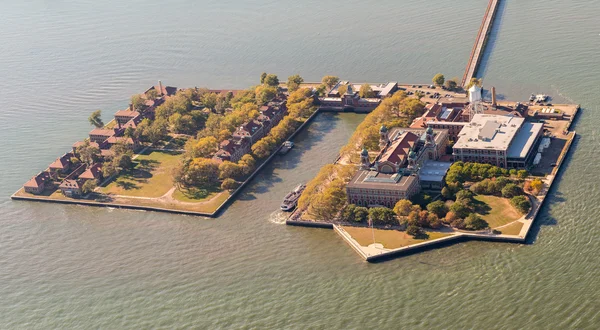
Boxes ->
[218,161,244,180]
[287,74,304,92]
[393,199,413,217]
[88,110,104,128]
[186,136,218,158]
[201,93,218,111]
[146,89,159,101]
[131,94,147,111]
[337,85,348,96]
[321,75,340,89]
[432,73,445,86]
[221,178,239,191]
[76,141,101,165]
[359,83,375,98]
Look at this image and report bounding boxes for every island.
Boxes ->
[12,74,320,216]
[287,78,578,261]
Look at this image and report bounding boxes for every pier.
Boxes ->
[461,0,501,87]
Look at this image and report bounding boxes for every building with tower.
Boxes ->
[346,126,450,208]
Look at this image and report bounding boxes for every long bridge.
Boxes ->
[461,0,501,87]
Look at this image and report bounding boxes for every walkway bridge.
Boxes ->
[461,0,501,87]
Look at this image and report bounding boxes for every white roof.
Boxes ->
[454,114,524,151]
[506,121,543,158]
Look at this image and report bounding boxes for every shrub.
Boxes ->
[406,225,427,239]
[456,189,473,202]
[441,187,454,200]
[464,213,489,231]
[444,211,458,224]
[511,195,531,214]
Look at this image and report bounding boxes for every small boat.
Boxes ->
[278,141,294,155]
[280,184,306,211]
[529,94,536,102]
[535,94,548,103]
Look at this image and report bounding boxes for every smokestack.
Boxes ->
[491,87,497,107]
[158,80,164,96]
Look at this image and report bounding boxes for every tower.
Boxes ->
[360,147,370,169]
[379,124,389,148]
[425,126,438,160]
[407,148,417,170]
[468,84,484,121]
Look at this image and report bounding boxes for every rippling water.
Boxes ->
[1,0,599,328]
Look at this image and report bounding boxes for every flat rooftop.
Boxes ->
[507,121,543,158]
[454,114,524,151]
[347,170,417,191]
[419,161,453,183]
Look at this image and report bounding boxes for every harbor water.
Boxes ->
[0,0,598,328]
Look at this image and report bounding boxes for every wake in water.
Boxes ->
[550,84,576,104]
[268,210,288,225]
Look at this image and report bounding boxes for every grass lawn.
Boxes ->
[473,195,522,228]
[499,221,524,236]
[172,187,222,203]
[341,226,451,250]
[100,150,183,197]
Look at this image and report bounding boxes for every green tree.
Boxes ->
[287,74,304,92]
[102,161,118,178]
[444,78,458,91]
[263,74,279,87]
[511,195,531,214]
[201,93,218,110]
[450,201,471,219]
[255,85,278,105]
[502,183,523,198]
[354,206,369,223]
[359,83,375,98]
[427,200,449,218]
[131,94,147,111]
[260,72,267,84]
[147,118,168,144]
[251,139,272,159]
[368,207,397,226]
[146,89,159,101]
[393,199,413,217]
[456,190,473,203]
[321,75,340,89]
[517,170,529,179]
[432,73,445,86]
[441,186,454,200]
[124,127,135,138]
[464,213,489,230]
[88,110,104,128]
[81,180,97,195]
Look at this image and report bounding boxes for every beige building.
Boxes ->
[453,114,543,168]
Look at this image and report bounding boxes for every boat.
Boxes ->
[280,184,306,211]
[278,141,294,155]
[529,94,536,102]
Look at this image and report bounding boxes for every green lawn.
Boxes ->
[499,221,524,236]
[473,195,522,228]
[342,226,451,250]
[101,150,183,197]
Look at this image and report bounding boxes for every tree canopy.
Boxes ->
[432,73,445,86]
[321,75,340,89]
[287,74,304,92]
[88,110,104,128]
[359,83,375,98]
